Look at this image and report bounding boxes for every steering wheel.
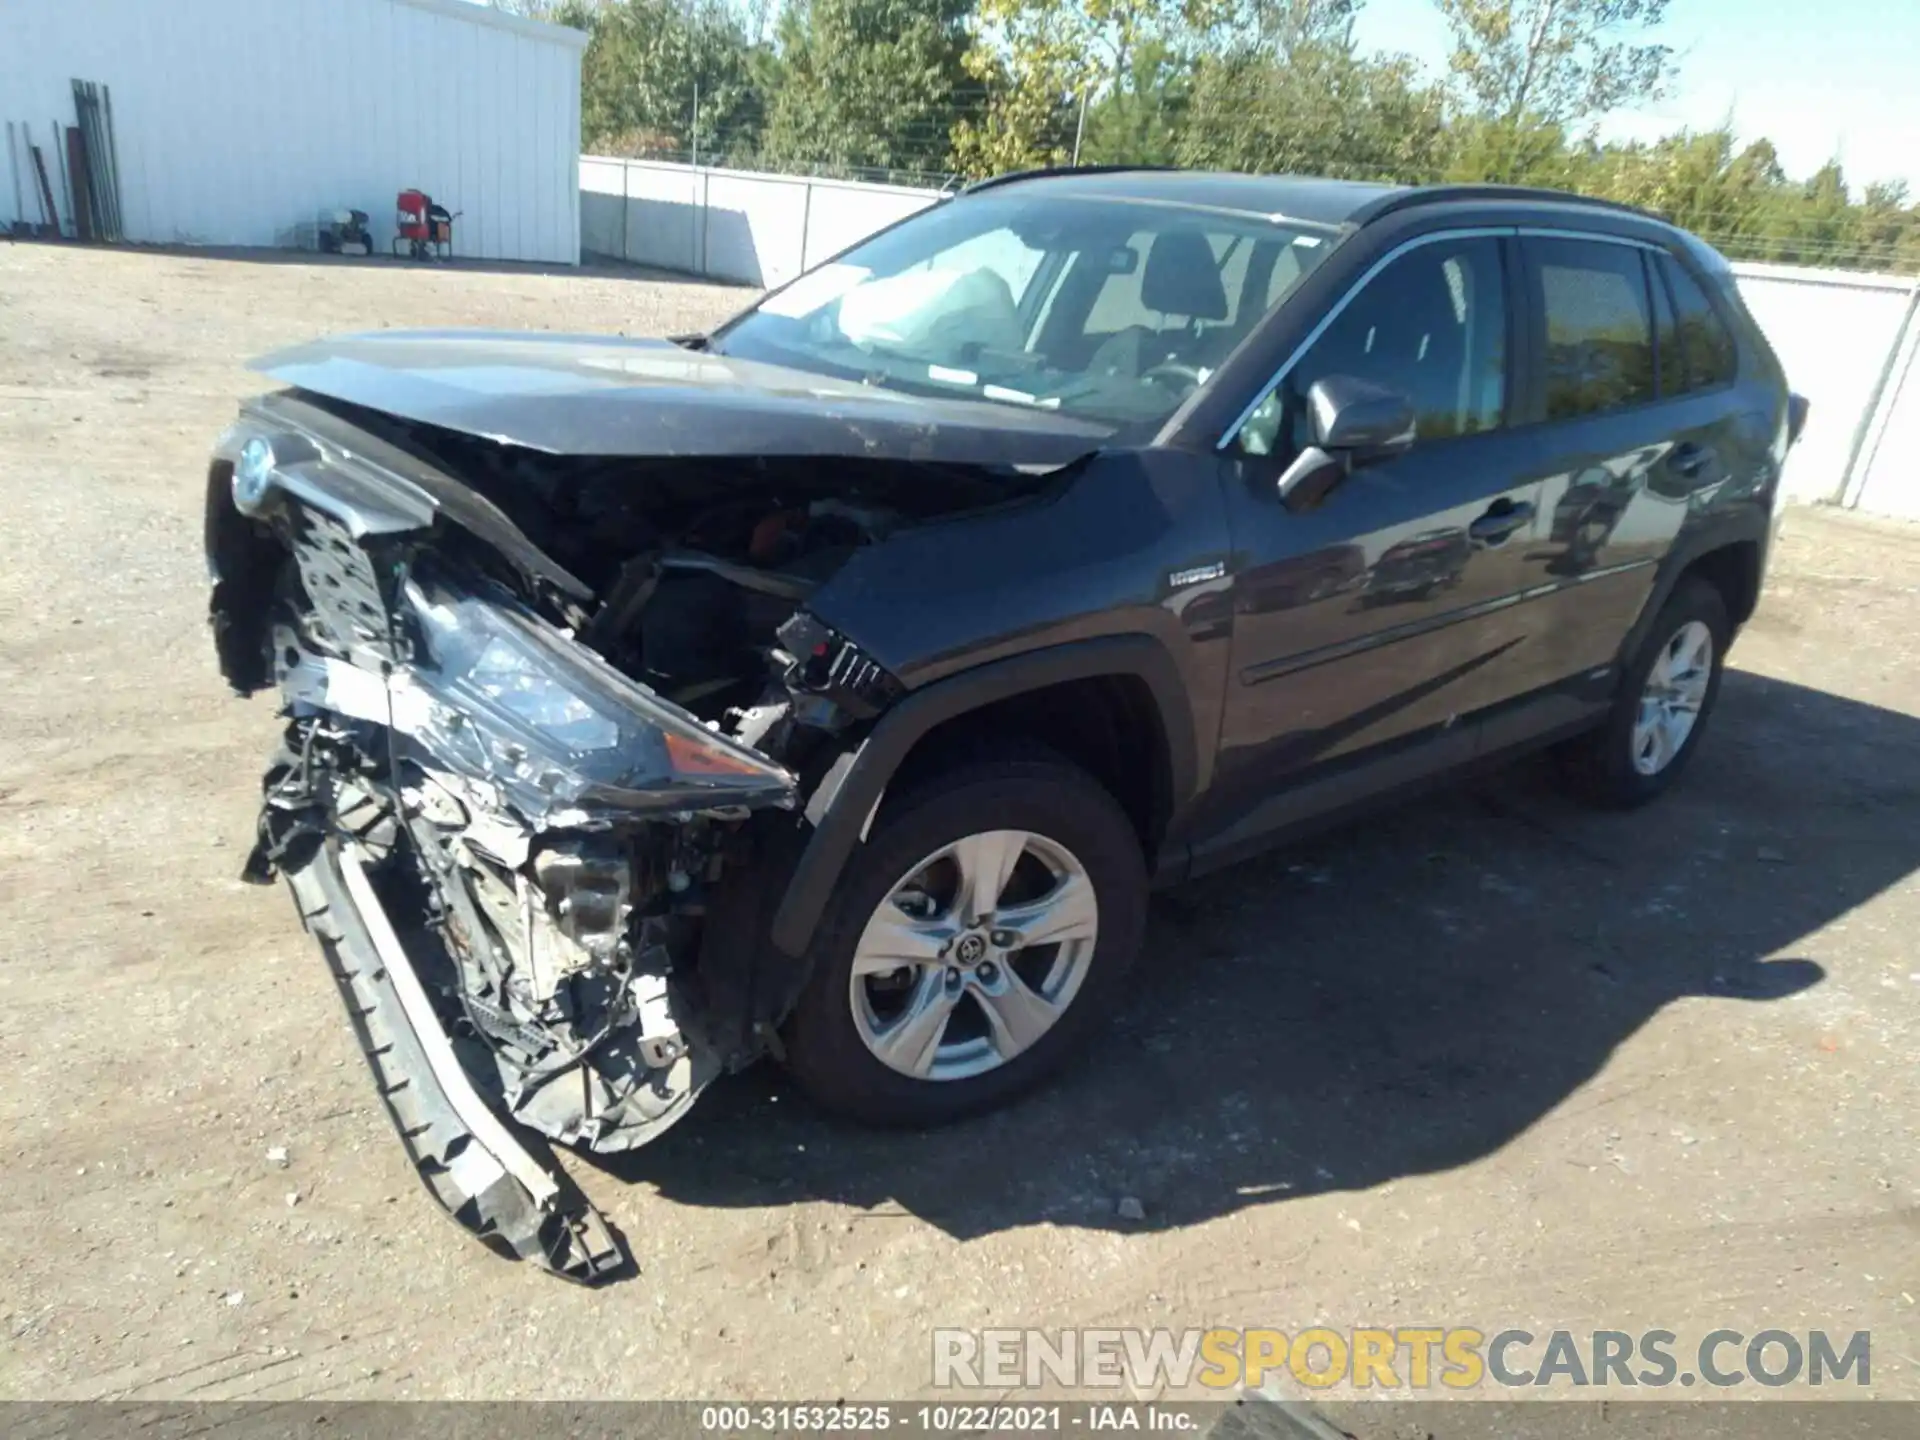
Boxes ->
[1139,361,1207,397]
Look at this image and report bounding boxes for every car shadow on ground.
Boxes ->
[587,671,1917,1238]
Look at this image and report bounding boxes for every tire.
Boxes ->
[1556,575,1731,808]
[781,751,1147,1127]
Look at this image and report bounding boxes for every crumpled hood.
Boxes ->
[251,330,1114,468]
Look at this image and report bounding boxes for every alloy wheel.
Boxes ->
[1631,619,1714,776]
[847,830,1099,1081]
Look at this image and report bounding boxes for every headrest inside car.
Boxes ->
[1142,228,1230,322]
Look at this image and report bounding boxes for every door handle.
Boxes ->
[1469,499,1535,544]
[1670,442,1712,478]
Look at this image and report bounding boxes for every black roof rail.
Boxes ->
[1352,183,1671,228]
[956,164,1180,196]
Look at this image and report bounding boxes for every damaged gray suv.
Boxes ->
[206,169,1804,1280]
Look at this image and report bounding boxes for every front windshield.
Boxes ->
[711,192,1340,436]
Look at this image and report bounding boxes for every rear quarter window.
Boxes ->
[1657,254,1740,392]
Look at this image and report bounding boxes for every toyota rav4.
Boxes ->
[205,169,1806,1279]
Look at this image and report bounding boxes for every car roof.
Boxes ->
[959,168,1405,227]
[960,167,1666,233]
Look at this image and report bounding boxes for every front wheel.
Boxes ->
[782,753,1147,1127]
[1556,575,1730,807]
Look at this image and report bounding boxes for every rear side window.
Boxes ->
[1657,254,1740,392]
[1532,238,1657,420]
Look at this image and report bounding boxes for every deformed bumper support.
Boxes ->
[285,841,626,1283]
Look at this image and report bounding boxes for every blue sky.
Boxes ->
[1353,0,1920,194]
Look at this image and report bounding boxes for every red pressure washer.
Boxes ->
[393,188,457,260]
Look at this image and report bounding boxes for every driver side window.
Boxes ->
[1238,236,1508,456]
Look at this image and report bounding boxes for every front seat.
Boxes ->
[1087,228,1230,381]
[1141,227,1230,368]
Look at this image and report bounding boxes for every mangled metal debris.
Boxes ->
[205,334,1077,1279]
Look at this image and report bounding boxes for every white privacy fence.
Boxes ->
[1838,287,1920,522]
[580,156,938,289]
[1731,263,1920,518]
[580,156,1920,521]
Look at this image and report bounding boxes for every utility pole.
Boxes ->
[691,82,701,167]
[1071,85,1090,166]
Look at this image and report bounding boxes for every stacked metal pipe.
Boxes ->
[69,79,124,243]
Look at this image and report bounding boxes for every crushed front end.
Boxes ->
[204,392,863,1281]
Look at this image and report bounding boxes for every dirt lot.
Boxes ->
[1,241,1917,1405]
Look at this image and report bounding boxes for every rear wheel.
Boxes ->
[1557,576,1730,807]
[782,753,1146,1126]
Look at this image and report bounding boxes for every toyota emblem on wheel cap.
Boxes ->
[956,934,987,964]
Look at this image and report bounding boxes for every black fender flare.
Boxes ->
[768,634,1198,958]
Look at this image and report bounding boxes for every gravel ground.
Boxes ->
[1,241,1916,1405]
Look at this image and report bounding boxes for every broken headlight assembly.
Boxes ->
[394,580,796,821]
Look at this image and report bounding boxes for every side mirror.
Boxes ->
[1309,374,1417,452]
[1276,376,1418,512]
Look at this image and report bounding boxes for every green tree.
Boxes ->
[556,0,1920,279]
[1571,127,1777,251]
[1230,0,1360,56]
[1178,42,1449,181]
[761,0,975,180]
[1436,0,1675,126]
[1078,38,1193,167]
[1172,3,1447,183]
[571,0,768,162]
[1850,180,1920,272]
[950,0,1191,177]
[1439,113,1578,185]
[1772,159,1857,266]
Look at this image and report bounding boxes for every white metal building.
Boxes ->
[1,0,585,264]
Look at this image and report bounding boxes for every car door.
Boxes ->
[1514,233,1759,694]
[1196,230,1558,859]
[1649,246,1778,507]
